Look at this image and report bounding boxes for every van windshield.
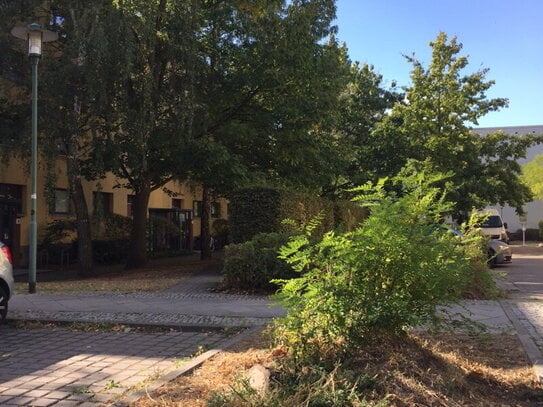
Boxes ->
[481,215,503,228]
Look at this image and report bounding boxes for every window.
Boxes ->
[193,200,202,217]
[127,195,135,218]
[172,198,183,209]
[93,191,113,216]
[51,189,69,214]
[211,202,221,218]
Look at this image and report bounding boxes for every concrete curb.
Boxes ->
[111,326,264,406]
[500,300,543,383]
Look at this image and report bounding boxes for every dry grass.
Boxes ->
[130,329,543,407]
[14,256,221,293]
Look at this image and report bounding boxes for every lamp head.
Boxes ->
[27,23,43,56]
[11,23,58,57]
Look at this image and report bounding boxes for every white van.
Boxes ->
[477,209,508,242]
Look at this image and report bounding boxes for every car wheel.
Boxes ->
[487,249,498,269]
[0,285,7,322]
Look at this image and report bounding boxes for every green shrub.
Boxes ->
[212,218,229,249]
[539,220,543,240]
[92,239,130,264]
[39,219,76,247]
[227,187,365,243]
[92,214,132,240]
[272,175,487,362]
[228,188,282,243]
[222,232,295,292]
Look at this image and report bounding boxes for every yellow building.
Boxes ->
[0,153,226,267]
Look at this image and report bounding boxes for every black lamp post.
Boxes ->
[11,23,58,293]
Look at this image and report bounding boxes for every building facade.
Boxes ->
[0,153,226,267]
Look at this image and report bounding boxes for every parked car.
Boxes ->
[487,238,512,268]
[441,226,512,268]
[0,241,14,322]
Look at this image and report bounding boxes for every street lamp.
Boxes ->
[11,23,58,293]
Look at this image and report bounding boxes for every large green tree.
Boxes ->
[369,32,542,219]
[180,0,351,259]
[323,62,400,197]
[75,0,349,266]
[85,0,197,268]
[37,1,114,276]
[0,0,99,275]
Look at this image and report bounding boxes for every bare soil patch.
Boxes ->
[130,329,543,407]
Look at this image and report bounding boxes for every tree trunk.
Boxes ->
[66,134,93,277]
[126,181,151,268]
[200,185,212,260]
[70,179,93,277]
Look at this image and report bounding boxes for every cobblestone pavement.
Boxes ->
[0,323,238,406]
[3,259,275,406]
[508,300,543,350]
[497,246,543,382]
[8,291,278,329]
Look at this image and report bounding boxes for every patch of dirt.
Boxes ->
[14,255,222,293]
[130,330,543,407]
[132,329,273,407]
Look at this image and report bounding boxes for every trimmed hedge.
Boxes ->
[222,232,295,292]
[228,187,367,243]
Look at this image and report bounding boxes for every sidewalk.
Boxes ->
[10,256,284,329]
[3,248,543,406]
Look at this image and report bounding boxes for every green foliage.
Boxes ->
[92,239,130,264]
[39,220,76,247]
[212,218,229,248]
[228,188,282,244]
[228,187,365,243]
[91,214,132,241]
[222,233,294,292]
[540,221,543,241]
[208,362,385,407]
[272,176,482,362]
[366,32,540,220]
[522,154,543,200]
[326,63,401,195]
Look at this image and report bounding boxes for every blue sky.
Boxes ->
[334,0,543,128]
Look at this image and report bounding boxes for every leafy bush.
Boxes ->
[272,175,486,362]
[92,239,130,264]
[538,220,543,240]
[92,214,132,240]
[228,187,365,243]
[212,218,229,249]
[39,219,76,247]
[222,232,295,292]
